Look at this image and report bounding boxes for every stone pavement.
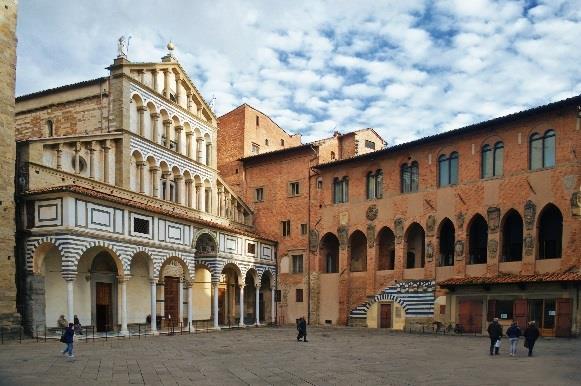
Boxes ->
[0,327,579,385]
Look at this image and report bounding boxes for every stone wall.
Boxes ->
[0,0,20,327]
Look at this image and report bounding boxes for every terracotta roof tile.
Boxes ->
[438,272,581,287]
[24,185,276,243]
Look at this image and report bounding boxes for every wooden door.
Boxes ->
[513,299,528,329]
[555,298,572,337]
[380,303,392,328]
[218,288,226,325]
[164,277,179,326]
[459,299,482,333]
[96,282,112,332]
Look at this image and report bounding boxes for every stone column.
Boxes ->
[74,142,81,174]
[186,132,193,158]
[88,142,96,179]
[186,281,193,328]
[151,70,159,93]
[118,276,129,335]
[137,69,145,84]
[65,278,74,324]
[137,161,146,193]
[196,183,203,212]
[150,112,160,143]
[196,138,203,163]
[174,175,183,204]
[138,106,147,136]
[178,278,184,327]
[186,92,193,112]
[102,140,111,183]
[212,282,220,330]
[175,125,183,154]
[271,286,276,324]
[56,143,63,170]
[150,279,157,334]
[239,284,245,327]
[163,69,170,98]
[162,171,171,201]
[158,279,165,318]
[150,166,160,198]
[175,75,181,104]
[217,187,224,217]
[163,119,172,148]
[255,284,261,326]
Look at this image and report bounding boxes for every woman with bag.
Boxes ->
[506,321,521,356]
[487,318,503,355]
[61,322,75,359]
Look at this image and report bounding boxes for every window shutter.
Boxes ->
[555,298,572,337]
[513,299,527,329]
[487,299,496,321]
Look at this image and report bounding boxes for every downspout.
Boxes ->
[307,145,318,324]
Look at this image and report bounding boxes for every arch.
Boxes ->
[501,209,523,262]
[349,230,367,272]
[193,230,217,255]
[319,232,339,273]
[129,251,154,279]
[32,240,62,275]
[437,218,455,267]
[158,255,191,281]
[245,267,259,286]
[376,227,395,270]
[260,269,274,288]
[221,262,243,283]
[537,203,563,259]
[129,93,144,134]
[467,214,488,264]
[78,245,125,277]
[405,222,425,268]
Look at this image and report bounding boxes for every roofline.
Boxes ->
[218,103,301,139]
[315,94,581,170]
[16,77,107,102]
[240,143,316,163]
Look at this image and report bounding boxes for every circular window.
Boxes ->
[71,156,87,172]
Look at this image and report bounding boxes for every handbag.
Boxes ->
[494,339,501,348]
[524,340,529,348]
[59,333,66,343]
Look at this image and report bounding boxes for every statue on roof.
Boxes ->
[117,35,131,58]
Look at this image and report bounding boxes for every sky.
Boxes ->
[16,0,581,144]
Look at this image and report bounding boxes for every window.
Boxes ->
[251,143,260,154]
[366,169,383,199]
[292,255,303,273]
[265,139,269,146]
[331,151,336,160]
[275,290,281,302]
[295,289,303,302]
[205,143,211,166]
[333,177,349,203]
[317,177,323,190]
[482,142,504,178]
[281,220,291,237]
[281,139,285,146]
[494,300,514,320]
[47,120,54,137]
[438,152,459,187]
[133,217,150,235]
[71,156,87,173]
[300,224,307,235]
[256,116,260,127]
[538,204,563,259]
[247,243,256,255]
[401,161,419,193]
[365,140,376,150]
[289,181,300,197]
[255,187,264,202]
[530,130,555,170]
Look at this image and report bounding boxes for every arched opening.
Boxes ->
[244,270,258,325]
[349,230,367,272]
[260,272,274,324]
[438,218,455,267]
[377,227,395,270]
[195,233,217,257]
[468,214,488,264]
[159,257,188,329]
[192,265,212,322]
[537,204,563,259]
[127,253,153,326]
[219,264,241,326]
[501,210,523,262]
[405,223,425,269]
[90,251,120,332]
[319,233,339,273]
[34,243,64,329]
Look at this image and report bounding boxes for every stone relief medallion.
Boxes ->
[488,239,498,259]
[309,229,319,252]
[456,212,465,230]
[524,200,536,231]
[487,207,500,233]
[524,234,534,256]
[426,215,436,236]
[366,205,378,221]
[426,241,434,262]
[367,223,376,248]
[337,225,348,250]
[571,191,581,217]
[454,240,465,260]
[563,175,577,190]
[394,217,405,244]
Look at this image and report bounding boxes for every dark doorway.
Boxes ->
[380,303,392,328]
[405,223,425,268]
[377,227,395,270]
[349,230,367,272]
[502,210,523,262]
[468,214,488,264]
[218,288,226,325]
[164,276,179,326]
[320,233,339,273]
[438,219,455,266]
[538,204,563,259]
[96,282,113,332]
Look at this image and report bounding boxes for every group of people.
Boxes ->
[487,318,540,357]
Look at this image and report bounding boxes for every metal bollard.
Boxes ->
[19,326,22,343]
[44,325,47,342]
[138,324,141,340]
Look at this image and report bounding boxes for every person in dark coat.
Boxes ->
[73,315,83,335]
[296,316,308,342]
[523,321,540,357]
[61,322,75,358]
[506,321,521,356]
[487,318,503,355]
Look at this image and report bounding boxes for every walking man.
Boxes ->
[487,317,503,355]
[297,316,308,342]
[524,321,540,357]
[506,321,521,356]
[61,322,75,359]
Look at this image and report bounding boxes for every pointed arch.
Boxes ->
[537,203,563,259]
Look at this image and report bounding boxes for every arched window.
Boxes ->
[366,169,383,199]
[405,223,425,268]
[319,233,339,273]
[538,204,562,259]
[265,139,269,146]
[333,176,349,203]
[438,152,459,187]
[501,210,523,262]
[468,215,488,264]
[281,139,285,146]
[377,227,395,270]
[438,219,455,267]
[401,161,419,193]
[349,231,367,272]
[47,120,54,137]
[530,130,555,170]
[482,142,504,178]
[330,151,336,160]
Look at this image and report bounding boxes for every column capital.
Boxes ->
[175,125,183,132]
[195,183,203,189]
[117,275,131,283]
[150,112,160,119]
[185,178,193,185]
[149,165,160,172]
[136,160,146,167]
[55,143,64,152]
[150,278,158,285]
[101,139,112,150]
[163,119,173,126]
[137,105,148,112]
[238,284,245,289]
[161,170,172,178]
[255,283,260,289]
[196,137,203,143]
[186,131,193,137]
[62,275,76,282]
[174,175,184,181]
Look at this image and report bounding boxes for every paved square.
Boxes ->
[0,327,579,385]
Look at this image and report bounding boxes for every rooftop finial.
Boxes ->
[167,41,175,52]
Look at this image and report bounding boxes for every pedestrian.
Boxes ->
[487,317,503,355]
[73,315,83,335]
[523,321,540,357]
[297,316,308,342]
[61,322,75,359]
[506,321,521,356]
